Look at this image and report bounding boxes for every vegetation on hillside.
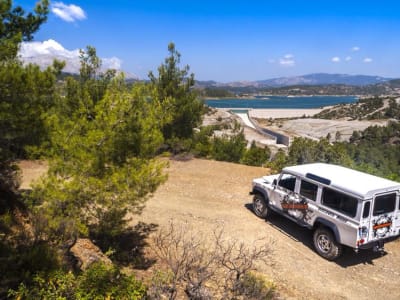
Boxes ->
[315,96,400,120]
[198,87,235,98]
[195,81,400,97]
[0,2,274,298]
[268,121,400,181]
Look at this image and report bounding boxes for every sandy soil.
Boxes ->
[18,159,400,299]
[249,109,323,119]
[208,108,385,143]
[244,109,386,142]
[18,160,48,189]
[261,118,387,141]
[135,159,400,300]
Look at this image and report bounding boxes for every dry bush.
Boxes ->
[149,221,275,300]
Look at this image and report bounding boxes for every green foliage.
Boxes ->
[8,271,76,300]
[31,78,167,241]
[0,61,59,159]
[192,126,272,166]
[384,99,400,119]
[268,121,400,181]
[212,132,247,163]
[241,141,271,166]
[149,43,203,145]
[345,121,400,180]
[314,96,400,121]
[9,263,146,300]
[76,263,146,299]
[0,240,60,297]
[266,149,288,173]
[0,0,49,60]
[238,272,276,300]
[78,46,116,106]
[192,126,215,158]
[286,138,353,167]
[200,87,234,98]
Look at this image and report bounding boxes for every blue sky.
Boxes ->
[15,0,400,82]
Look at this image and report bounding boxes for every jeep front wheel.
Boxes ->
[313,227,343,261]
[252,194,269,219]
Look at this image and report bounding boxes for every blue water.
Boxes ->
[205,95,358,109]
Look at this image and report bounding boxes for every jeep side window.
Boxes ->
[373,193,396,216]
[321,187,358,217]
[362,201,370,218]
[278,174,296,192]
[300,180,318,201]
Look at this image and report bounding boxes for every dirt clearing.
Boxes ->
[19,159,400,299]
[136,159,400,300]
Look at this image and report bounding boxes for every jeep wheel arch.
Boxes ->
[313,218,341,244]
[313,226,343,260]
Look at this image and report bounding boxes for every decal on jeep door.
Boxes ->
[372,215,393,238]
[281,195,309,220]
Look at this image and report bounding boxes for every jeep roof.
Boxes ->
[282,163,400,199]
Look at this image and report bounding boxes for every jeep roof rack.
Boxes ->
[305,173,331,185]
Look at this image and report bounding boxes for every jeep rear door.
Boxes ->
[367,192,399,243]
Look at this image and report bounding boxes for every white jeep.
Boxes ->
[250,163,400,260]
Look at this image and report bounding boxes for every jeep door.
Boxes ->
[269,173,298,211]
[298,179,320,225]
[366,192,399,243]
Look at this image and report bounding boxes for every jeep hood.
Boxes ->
[253,174,280,185]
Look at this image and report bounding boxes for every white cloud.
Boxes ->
[52,2,86,22]
[345,56,352,61]
[331,56,341,63]
[102,57,122,70]
[279,54,295,67]
[19,39,123,74]
[363,57,373,63]
[351,46,360,52]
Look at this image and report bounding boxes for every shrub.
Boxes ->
[212,132,246,163]
[9,262,147,300]
[240,141,271,166]
[238,272,276,300]
[151,221,274,299]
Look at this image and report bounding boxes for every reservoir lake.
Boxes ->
[204,95,358,109]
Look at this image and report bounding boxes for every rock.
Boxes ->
[70,238,112,270]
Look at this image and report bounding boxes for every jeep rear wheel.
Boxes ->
[252,194,270,219]
[313,227,342,261]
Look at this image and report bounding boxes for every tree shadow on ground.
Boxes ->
[91,221,158,270]
[244,203,387,267]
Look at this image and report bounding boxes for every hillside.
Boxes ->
[196,75,400,97]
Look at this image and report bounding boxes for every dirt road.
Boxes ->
[19,159,400,299]
[136,158,400,300]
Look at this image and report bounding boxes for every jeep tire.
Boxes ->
[313,227,343,261]
[252,194,270,219]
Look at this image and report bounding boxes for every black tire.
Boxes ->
[252,194,270,219]
[313,227,343,261]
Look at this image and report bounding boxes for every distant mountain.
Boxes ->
[197,75,400,97]
[255,73,393,87]
[194,80,220,88]
[197,73,394,88]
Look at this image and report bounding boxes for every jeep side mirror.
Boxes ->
[273,179,277,186]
